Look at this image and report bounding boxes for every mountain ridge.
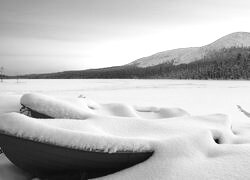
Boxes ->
[129,32,250,67]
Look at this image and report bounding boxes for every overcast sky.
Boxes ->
[1,0,250,75]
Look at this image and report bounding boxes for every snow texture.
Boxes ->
[1,80,250,180]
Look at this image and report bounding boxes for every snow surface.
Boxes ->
[1,79,250,180]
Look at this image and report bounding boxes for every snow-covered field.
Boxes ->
[1,79,250,180]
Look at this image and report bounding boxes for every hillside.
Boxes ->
[129,32,250,67]
[14,47,250,80]
[6,32,250,80]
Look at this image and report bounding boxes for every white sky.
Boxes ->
[1,0,250,75]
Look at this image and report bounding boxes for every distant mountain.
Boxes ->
[129,32,250,67]
[7,32,250,80]
[12,47,250,80]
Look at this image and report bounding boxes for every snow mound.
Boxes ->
[0,113,152,153]
[0,112,234,154]
[21,93,189,119]
[21,93,96,119]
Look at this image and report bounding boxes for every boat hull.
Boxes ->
[0,133,153,179]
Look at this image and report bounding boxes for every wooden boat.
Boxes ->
[0,132,153,179]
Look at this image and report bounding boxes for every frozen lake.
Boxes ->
[1,79,250,116]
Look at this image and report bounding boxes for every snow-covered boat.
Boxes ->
[0,132,153,179]
[20,93,96,119]
[0,93,154,178]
